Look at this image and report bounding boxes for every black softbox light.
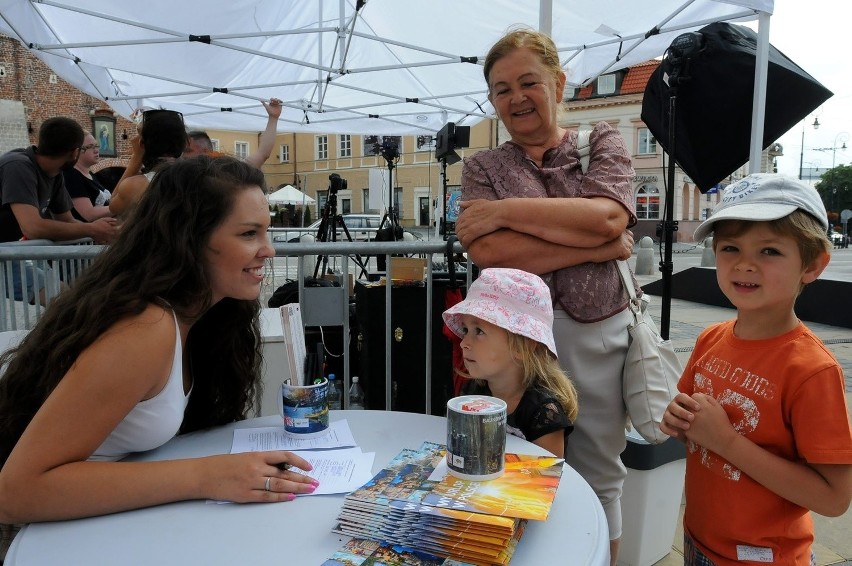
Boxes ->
[641,22,832,192]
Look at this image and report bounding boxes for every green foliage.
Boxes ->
[303,206,313,226]
[815,164,852,220]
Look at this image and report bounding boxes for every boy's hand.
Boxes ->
[660,392,699,441]
[683,393,739,456]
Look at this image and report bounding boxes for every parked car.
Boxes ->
[272,213,418,243]
[830,230,848,248]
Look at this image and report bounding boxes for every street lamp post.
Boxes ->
[812,131,849,168]
[802,160,822,184]
[832,133,848,168]
[798,117,820,180]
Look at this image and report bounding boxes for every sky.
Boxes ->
[751,0,852,178]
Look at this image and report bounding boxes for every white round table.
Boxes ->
[6,411,609,565]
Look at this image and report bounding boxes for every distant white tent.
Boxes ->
[267,185,315,206]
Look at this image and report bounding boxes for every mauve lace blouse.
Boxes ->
[461,121,640,323]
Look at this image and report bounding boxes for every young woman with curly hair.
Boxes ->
[0,156,317,531]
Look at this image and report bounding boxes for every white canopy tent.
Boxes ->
[0,0,773,164]
[268,184,315,205]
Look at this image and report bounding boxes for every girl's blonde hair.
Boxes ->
[456,332,578,422]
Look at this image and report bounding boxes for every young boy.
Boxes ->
[661,174,852,565]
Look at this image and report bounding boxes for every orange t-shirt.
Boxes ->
[679,320,852,565]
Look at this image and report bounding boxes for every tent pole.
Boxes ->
[539,0,553,36]
[660,89,677,340]
[748,11,771,173]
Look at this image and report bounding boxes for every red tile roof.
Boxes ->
[620,60,660,94]
[572,60,660,99]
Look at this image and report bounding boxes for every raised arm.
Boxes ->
[0,305,317,523]
[109,175,150,219]
[115,134,144,186]
[245,98,282,168]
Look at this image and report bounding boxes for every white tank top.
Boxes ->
[90,311,191,462]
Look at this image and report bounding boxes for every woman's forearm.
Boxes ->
[465,229,629,274]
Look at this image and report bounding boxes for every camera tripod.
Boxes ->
[313,174,369,279]
[377,139,403,239]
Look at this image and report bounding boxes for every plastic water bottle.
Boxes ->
[348,375,366,410]
[327,373,342,410]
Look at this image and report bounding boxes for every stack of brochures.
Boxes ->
[326,443,563,566]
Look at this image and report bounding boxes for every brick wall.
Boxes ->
[0,35,135,171]
[0,100,29,154]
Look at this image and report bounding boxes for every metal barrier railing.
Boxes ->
[0,238,471,415]
[0,239,96,330]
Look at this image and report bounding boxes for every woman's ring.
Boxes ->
[264,477,272,492]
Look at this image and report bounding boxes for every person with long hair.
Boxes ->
[455,28,636,564]
[0,156,317,530]
[442,268,578,458]
[109,109,188,219]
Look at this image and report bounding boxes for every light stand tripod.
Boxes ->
[313,173,368,279]
[439,156,450,237]
[373,140,404,273]
[434,122,468,240]
[657,33,702,339]
[376,139,403,239]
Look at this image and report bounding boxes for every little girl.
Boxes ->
[442,268,578,458]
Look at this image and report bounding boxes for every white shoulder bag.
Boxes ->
[577,129,681,444]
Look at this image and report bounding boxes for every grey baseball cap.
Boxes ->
[694,173,828,241]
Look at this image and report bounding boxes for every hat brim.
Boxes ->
[693,202,798,241]
[443,300,558,358]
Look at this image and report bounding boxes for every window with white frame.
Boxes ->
[597,74,616,95]
[279,144,290,163]
[234,141,248,160]
[638,128,657,155]
[316,135,328,160]
[562,87,576,101]
[210,139,220,151]
[635,184,661,220]
[338,134,352,158]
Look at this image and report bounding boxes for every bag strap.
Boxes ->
[576,129,592,173]
[616,260,636,301]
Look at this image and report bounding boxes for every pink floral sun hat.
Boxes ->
[442,268,557,357]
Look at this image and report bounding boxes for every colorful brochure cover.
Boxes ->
[420,454,562,521]
[330,447,555,565]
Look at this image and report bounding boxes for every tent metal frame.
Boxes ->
[2,0,772,142]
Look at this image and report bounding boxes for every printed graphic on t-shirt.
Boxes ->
[689,353,768,482]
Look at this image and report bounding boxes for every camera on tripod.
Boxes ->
[374,138,400,162]
[328,173,347,193]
